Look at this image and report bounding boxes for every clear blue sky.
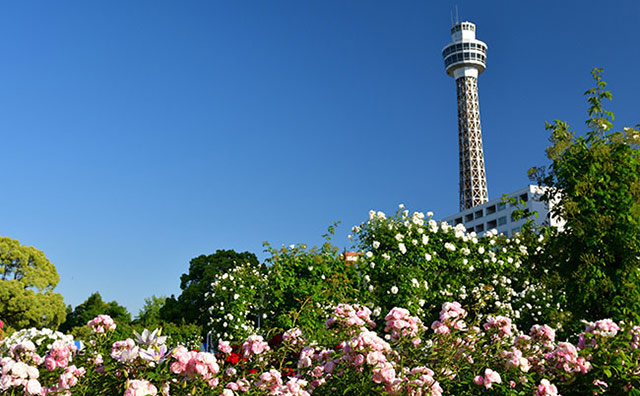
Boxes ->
[1,1,638,316]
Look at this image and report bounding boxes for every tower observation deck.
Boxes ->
[442,21,489,211]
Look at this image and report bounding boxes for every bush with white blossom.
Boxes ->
[206,261,268,342]
[352,205,562,331]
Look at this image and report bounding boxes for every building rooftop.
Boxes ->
[441,185,564,237]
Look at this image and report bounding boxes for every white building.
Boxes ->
[441,185,564,237]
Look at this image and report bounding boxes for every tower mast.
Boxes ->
[442,21,489,211]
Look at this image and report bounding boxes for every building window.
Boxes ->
[475,224,484,232]
[474,210,483,219]
[512,227,520,235]
[465,213,474,222]
[454,217,463,225]
[520,193,529,202]
[498,216,507,226]
[487,219,497,229]
[486,205,496,215]
[498,202,506,211]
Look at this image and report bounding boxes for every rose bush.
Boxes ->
[3,302,640,395]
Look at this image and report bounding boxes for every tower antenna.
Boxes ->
[455,5,459,24]
[450,10,454,27]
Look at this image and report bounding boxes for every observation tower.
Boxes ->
[442,21,489,211]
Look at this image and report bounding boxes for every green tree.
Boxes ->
[530,68,640,326]
[133,295,167,327]
[59,292,131,337]
[0,236,66,330]
[160,249,260,332]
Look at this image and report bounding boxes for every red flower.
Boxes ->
[226,353,240,364]
[248,368,258,374]
[282,367,296,377]
[269,333,284,347]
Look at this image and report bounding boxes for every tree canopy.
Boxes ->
[530,68,640,326]
[0,236,66,330]
[59,291,131,334]
[134,295,167,327]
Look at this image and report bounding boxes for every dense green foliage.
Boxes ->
[0,236,66,330]
[530,69,640,328]
[263,236,361,335]
[204,212,561,343]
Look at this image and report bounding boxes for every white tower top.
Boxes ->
[442,21,487,79]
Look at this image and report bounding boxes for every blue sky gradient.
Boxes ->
[1,1,638,316]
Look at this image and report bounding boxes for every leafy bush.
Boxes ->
[262,236,361,339]
[530,68,640,330]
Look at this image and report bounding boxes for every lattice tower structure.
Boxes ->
[442,21,489,211]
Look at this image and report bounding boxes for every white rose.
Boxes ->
[26,365,39,379]
[12,362,29,378]
[26,379,42,395]
[398,243,407,254]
